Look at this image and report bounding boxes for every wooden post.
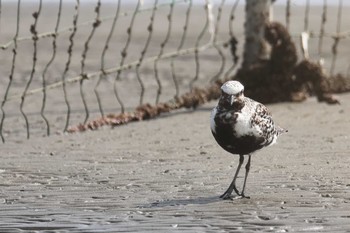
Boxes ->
[242,0,271,68]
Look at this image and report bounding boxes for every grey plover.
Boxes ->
[210,80,287,199]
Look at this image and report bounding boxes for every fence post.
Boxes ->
[242,0,271,68]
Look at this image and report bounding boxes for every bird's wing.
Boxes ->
[250,103,276,146]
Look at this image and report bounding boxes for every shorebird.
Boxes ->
[210,80,287,199]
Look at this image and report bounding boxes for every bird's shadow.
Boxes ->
[139,195,224,209]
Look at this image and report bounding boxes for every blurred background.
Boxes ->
[0,0,349,142]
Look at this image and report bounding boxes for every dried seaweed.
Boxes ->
[236,21,349,104]
[67,82,223,133]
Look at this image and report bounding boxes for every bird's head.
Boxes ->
[219,81,245,110]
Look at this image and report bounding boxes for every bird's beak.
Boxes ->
[230,95,235,105]
[230,94,243,106]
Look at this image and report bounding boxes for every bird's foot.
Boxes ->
[240,193,250,199]
[220,192,250,200]
[221,186,242,199]
[220,192,235,200]
[220,190,241,200]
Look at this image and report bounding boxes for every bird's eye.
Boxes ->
[236,90,243,97]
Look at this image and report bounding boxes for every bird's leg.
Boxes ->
[240,154,251,199]
[220,154,244,200]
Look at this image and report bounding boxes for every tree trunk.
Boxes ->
[243,0,271,68]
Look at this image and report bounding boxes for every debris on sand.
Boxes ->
[67,22,350,133]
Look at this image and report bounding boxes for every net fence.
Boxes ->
[0,0,349,142]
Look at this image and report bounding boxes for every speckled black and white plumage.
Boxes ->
[210,80,286,199]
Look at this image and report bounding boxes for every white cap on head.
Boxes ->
[221,81,244,95]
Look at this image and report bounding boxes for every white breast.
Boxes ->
[234,107,261,138]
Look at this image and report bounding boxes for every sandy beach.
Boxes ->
[1,2,350,232]
[1,95,350,232]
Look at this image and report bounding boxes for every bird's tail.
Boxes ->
[276,125,288,135]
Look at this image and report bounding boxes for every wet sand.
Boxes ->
[1,95,350,232]
[1,2,350,232]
